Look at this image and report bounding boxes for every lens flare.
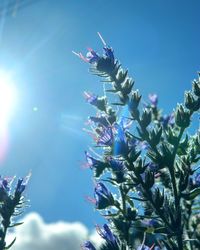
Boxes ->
[0,70,18,162]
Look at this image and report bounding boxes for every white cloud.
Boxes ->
[6,212,102,250]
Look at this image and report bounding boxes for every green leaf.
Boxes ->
[4,237,16,249]
[181,187,200,200]
[191,206,200,211]
[154,226,169,234]
[111,102,124,106]
[8,222,24,228]
[129,196,147,202]
[106,89,118,92]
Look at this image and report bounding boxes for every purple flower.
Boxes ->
[109,158,125,172]
[148,94,158,107]
[194,173,200,186]
[82,241,96,250]
[113,123,129,156]
[97,126,114,147]
[84,151,107,177]
[84,126,113,147]
[96,224,118,247]
[137,245,160,250]
[0,176,14,201]
[136,185,144,198]
[97,32,114,62]
[138,141,149,150]
[108,158,126,183]
[15,173,31,195]
[114,123,126,142]
[84,92,98,106]
[72,49,100,64]
[94,182,113,209]
[160,113,175,128]
[147,162,159,173]
[85,151,101,169]
[142,219,158,228]
[88,115,110,127]
[118,116,133,130]
[128,137,138,147]
[84,92,107,111]
[86,48,100,64]
[0,176,15,192]
[128,138,149,152]
[73,33,114,65]
[103,46,114,61]
[137,245,150,250]
[195,173,200,185]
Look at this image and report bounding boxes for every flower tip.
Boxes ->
[72,50,79,56]
[97,32,106,46]
[25,171,32,184]
[72,51,89,63]
[83,91,91,100]
[87,47,93,52]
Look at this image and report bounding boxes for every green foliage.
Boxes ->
[77,35,200,250]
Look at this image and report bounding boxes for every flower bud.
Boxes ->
[121,78,134,95]
[94,182,114,210]
[141,109,152,128]
[82,241,96,250]
[193,79,200,97]
[149,125,162,146]
[128,90,141,111]
[175,104,190,128]
[126,207,137,220]
[148,94,158,107]
[185,91,200,111]
[96,224,119,248]
[154,188,164,208]
[166,126,178,145]
[134,158,145,175]
[84,92,107,111]
[116,69,128,85]
[144,170,155,189]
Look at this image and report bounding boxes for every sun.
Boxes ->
[0,70,18,162]
[0,70,17,131]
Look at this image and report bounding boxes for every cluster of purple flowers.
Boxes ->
[82,224,118,250]
[73,32,114,66]
[75,33,200,250]
[0,173,30,249]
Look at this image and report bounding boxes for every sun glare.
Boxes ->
[0,70,17,131]
[0,70,18,163]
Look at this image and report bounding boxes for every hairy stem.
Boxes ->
[169,127,185,250]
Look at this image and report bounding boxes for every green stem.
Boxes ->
[185,201,193,250]
[141,181,174,232]
[107,65,195,249]
[136,117,161,158]
[119,185,129,246]
[137,115,184,249]
[119,185,126,214]
[169,127,185,250]
[171,127,184,204]
[119,185,134,250]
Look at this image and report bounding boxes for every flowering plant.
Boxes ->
[0,174,30,250]
[74,33,200,250]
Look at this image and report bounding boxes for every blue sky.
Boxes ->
[0,0,200,230]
